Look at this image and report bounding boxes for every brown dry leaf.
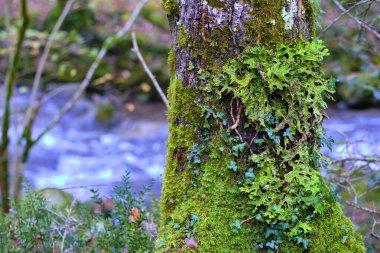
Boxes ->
[131,207,141,219]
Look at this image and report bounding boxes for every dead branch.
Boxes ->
[320,0,369,34]
[332,0,380,40]
[33,0,148,144]
[131,32,169,107]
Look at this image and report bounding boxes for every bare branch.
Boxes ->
[4,0,13,65]
[60,199,77,253]
[131,32,169,108]
[11,0,77,200]
[24,0,76,128]
[0,0,29,213]
[297,0,303,40]
[332,0,380,40]
[33,0,148,144]
[346,201,380,216]
[56,183,115,191]
[320,0,369,34]
[228,101,242,131]
[371,220,380,239]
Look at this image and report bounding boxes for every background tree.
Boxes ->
[157,0,365,252]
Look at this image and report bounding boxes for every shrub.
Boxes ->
[0,172,158,252]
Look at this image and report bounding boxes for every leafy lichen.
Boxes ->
[158,39,365,252]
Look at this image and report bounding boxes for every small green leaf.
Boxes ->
[227,161,238,172]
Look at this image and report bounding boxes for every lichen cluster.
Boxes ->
[158,0,365,251]
[157,39,365,252]
[202,40,335,251]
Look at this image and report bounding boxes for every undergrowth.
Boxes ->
[0,172,158,253]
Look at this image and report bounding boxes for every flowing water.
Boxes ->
[2,88,380,201]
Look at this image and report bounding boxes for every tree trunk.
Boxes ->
[158,0,365,252]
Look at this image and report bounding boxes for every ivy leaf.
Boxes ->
[320,135,334,151]
[245,168,255,183]
[227,161,238,172]
[216,112,224,119]
[232,220,241,232]
[283,128,294,140]
[254,138,265,146]
[193,157,201,164]
[232,142,246,157]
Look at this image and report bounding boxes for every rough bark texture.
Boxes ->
[158,0,365,252]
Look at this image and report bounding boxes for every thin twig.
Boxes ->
[371,220,380,239]
[12,0,76,200]
[0,0,29,213]
[332,0,380,40]
[33,0,148,144]
[297,0,303,40]
[24,0,76,128]
[320,0,369,35]
[333,157,380,163]
[56,183,115,191]
[241,216,255,224]
[346,201,380,215]
[60,199,77,253]
[4,0,13,65]
[41,83,82,104]
[358,183,380,198]
[131,32,169,107]
[228,102,242,131]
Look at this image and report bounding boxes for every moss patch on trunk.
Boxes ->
[157,40,365,252]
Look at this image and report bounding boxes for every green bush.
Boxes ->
[0,172,158,252]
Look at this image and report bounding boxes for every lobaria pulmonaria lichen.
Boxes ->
[157,38,365,252]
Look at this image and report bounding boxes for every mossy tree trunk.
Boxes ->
[158,0,365,252]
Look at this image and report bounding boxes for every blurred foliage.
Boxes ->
[324,141,380,252]
[0,0,170,102]
[1,0,378,105]
[320,0,380,108]
[0,172,158,252]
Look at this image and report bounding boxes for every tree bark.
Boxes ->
[158,0,365,252]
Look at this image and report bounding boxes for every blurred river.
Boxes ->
[3,88,380,201]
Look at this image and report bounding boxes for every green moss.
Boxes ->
[178,26,187,48]
[207,0,225,8]
[160,0,364,251]
[185,1,292,73]
[161,78,203,219]
[161,0,180,16]
[168,48,176,76]
[159,39,365,252]
[158,139,262,252]
[242,0,287,46]
[304,0,317,38]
